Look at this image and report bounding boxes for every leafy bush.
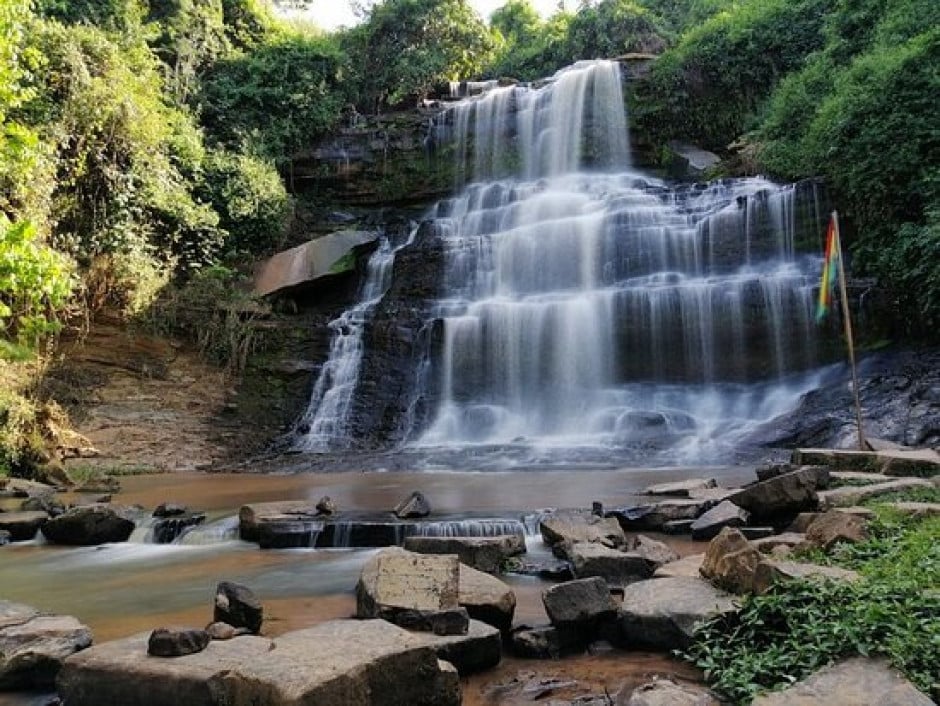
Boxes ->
[685,513,940,703]
[0,219,74,345]
[199,150,291,256]
[199,31,348,160]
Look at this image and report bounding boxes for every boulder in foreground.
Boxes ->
[57,620,460,706]
[0,601,93,689]
[752,657,934,705]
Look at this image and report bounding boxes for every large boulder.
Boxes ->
[699,527,763,594]
[619,577,739,650]
[568,542,655,585]
[804,510,868,550]
[394,491,432,519]
[540,511,626,550]
[752,657,935,705]
[727,466,828,521]
[0,601,93,689]
[404,535,524,574]
[458,564,516,631]
[542,577,618,631]
[213,582,263,635]
[356,548,465,634]
[690,501,749,541]
[41,505,135,545]
[57,620,460,706]
[618,678,722,706]
[0,511,49,541]
[413,619,502,674]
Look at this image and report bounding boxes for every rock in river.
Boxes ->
[40,505,135,545]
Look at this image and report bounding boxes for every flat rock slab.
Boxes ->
[818,478,932,507]
[652,554,704,579]
[643,478,717,497]
[404,535,524,574]
[727,467,828,520]
[253,230,378,297]
[357,548,459,618]
[619,678,721,705]
[830,471,893,484]
[540,511,626,548]
[886,501,940,517]
[238,501,320,542]
[690,500,749,541]
[793,448,940,477]
[752,560,861,595]
[0,602,93,689]
[752,657,935,705]
[606,499,712,532]
[57,620,460,706]
[568,542,656,585]
[620,577,738,650]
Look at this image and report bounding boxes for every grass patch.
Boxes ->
[683,512,940,703]
[862,486,940,506]
[66,464,166,483]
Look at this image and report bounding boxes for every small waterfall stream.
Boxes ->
[294,59,834,465]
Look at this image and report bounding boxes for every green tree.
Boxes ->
[343,0,497,111]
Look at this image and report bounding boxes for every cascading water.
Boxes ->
[295,59,836,465]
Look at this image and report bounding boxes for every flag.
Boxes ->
[816,215,840,322]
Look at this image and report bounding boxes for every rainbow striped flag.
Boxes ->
[816,215,840,322]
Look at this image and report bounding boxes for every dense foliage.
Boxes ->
[684,508,940,703]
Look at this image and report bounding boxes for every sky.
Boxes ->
[276,1,571,31]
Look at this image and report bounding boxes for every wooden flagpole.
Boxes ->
[831,210,866,450]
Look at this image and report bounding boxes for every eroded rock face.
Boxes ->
[57,620,461,706]
[619,577,739,651]
[804,510,868,550]
[0,601,93,689]
[40,505,135,545]
[751,657,935,705]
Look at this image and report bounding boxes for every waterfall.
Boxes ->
[295,59,834,465]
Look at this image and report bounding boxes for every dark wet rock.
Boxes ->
[751,560,861,595]
[213,582,263,635]
[147,628,210,657]
[41,505,136,546]
[804,509,868,550]
[57,620,461,706]
[606,498,713,532]
[0,601,93,689]
[356,548,460,630]
[509,625,576,659]
[0,529,10,545]
[152,503,188,518]
[643,478,717,497]
[739,526,775,539]
[0,511,49,541]
[315,495,337,515]
[540,510,627,549]
[700,527,763,594]
[755,463,793,482]
[388,608,470,636]
[662,519,695,535]
[20,496,64,516]
[690,500,749,541]
[504,556,575,581]
[752,656,934,705]
[727,466,828,521]
[151,512,206,544]
[458,564,516,632]
[413,619,502,674]
[618,677,722,706]
[404,535,524,574]
[747,350,940,451]
[542,578,618,631]
[394,491,431,519]
[619,577,739,650]
[568,542,654,585]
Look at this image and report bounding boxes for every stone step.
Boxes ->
[818,478,933,508]
[793,448,940,477]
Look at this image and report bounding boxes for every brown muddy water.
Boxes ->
[0,467,753,702]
